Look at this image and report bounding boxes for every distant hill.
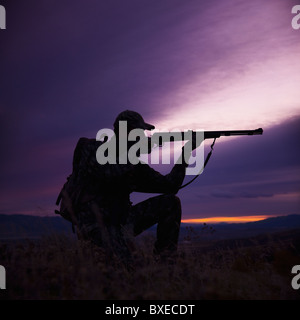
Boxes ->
[0,214,73,240]
[0,213,300,241]
[180,214,300,241]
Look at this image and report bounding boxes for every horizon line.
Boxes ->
[181,215,277,224]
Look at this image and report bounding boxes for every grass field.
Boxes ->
[0,228,300,300]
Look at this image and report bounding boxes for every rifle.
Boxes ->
[151,128,263,147]
[149,128,263,189]
[204,128,263,139]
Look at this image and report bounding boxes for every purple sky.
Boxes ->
[0,0,299,219]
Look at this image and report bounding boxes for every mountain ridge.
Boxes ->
[0,213,299,240]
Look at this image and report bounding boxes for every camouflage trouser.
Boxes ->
[127,194,182,255]
[76,194,182,258]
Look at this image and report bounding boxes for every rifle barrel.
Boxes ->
[150,128,263,145]
[204,128,263,139]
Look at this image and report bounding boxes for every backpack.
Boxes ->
[55,137,106,229]
[55,138,89,228]
[55,174,81,227]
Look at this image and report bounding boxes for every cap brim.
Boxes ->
[143,123,155,130]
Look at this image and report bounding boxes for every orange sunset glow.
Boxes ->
[182,215,274,224]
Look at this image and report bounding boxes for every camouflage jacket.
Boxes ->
[71,137,187,224]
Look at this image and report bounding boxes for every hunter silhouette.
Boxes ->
[56,110,195,263]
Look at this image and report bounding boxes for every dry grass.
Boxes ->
[0,230,299,300]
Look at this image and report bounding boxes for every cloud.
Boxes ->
[210,190,274,199]
[0,0,299,216]
[178,116,300,217]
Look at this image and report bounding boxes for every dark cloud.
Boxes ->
[0,0,299,217]
[178,116,300,217]
[210,191,274,199]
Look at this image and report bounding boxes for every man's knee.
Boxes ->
[173,195,181,209]
[161,194,182,220]
[162,194,181,208]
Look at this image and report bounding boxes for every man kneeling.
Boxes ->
[56,110,194,264]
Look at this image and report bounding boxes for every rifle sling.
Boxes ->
[179,138,216,189]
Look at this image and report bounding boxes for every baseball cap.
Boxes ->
[113,110,155,131]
